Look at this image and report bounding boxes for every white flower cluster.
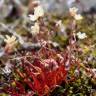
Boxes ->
[69,7,87,40]
[31,22,40,36]
[29,3,44,36]
[69,7,83,20]
[4,35,17,45]
[4,35,18,53]
[77,32,87,39]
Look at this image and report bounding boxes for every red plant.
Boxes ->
[15,57,67,96]
[2,44,79,96]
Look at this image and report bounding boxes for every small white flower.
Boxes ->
[56,20,64,30]
[52,42,59,47]
[77,32,87,39]
[34,6,44,17]
[2,66,11,74]
[56,20,66,34]
[29,5,44,21]
[4,35,17,53]
[4,35,17,45]
[74,14,83,20]
[69,7,78,16]
[4,35,17,52]
[2,63,12,74]
[56,20,62,26]
[31,22,40,35]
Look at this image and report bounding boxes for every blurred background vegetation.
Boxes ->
[0,0,96,96]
